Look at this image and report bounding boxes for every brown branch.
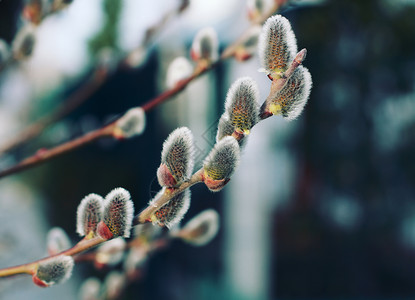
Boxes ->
[0,123,116,179]
[0,70,107,154]
[135,168,204,224]
[0,4,281,180]
[0,1,189,154]
[0,236,105,278]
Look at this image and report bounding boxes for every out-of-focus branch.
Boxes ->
[0,4,281,180]
[0,0,190,154]
[0,236,105,278]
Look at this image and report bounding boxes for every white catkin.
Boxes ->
[78,277,101,300]
[76,193,104,237]
[36,256,74,285]
[115,107,146,138]
[180,209,220,246]
[160,127,195,183]
[203,136,240,180]
[166,56,193,89]
[96,237,127,266]
[216,113,248,147]
[191,27,219,62]
[216,113,234,143]
[224,77,260,133]
[103,271,126,299]
[150,189,191,229]
[258,15,298,75]
[102,188,134,238]
[272,65,313,121]
[241,25,262,54]
[47,227,71,255]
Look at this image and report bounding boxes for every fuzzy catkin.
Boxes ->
[225,77,259,134]
[150,189,191,229]
[191,27,219,62]
[36,256,74,286]
[270,65,312,120]
[102,188,134,238]
[203,136,240,181]
[259,15,298,76]
[76,193,103,237]
[180,209,220,246]
[158,127,195,186]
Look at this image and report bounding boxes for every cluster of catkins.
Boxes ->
[31,188,134,287]
[19,12,312,291]
[151,14,312,228]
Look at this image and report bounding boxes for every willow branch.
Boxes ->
[0,5,281,180]
[0,123,116,179]
[135,168,204,224]
[0,236,105,278]
[0,70,107,154]
[0,1,190,154]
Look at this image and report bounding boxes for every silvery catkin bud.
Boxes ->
[78,277,101,300]
[234,25,261,61]
[259,15,298,78]
[97,188,134,240]
[157,127,195,188]
[216,113,248,147]
[114,107,146,139]
[178,209,220,246]
[267,65,312,120]
[149,188,191,229]
[225,77,259,135]
[216,113,234,142]
[77,193,103,238]
[203,136,240,192]
[12,24,36,60]
[190,27,219,63]
[166,56,194,89]
[103,271,126,300]
[32,256,74,287]
[47,227,71,255]
[95,238,126,268]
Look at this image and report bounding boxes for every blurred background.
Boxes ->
[0,0,415,299]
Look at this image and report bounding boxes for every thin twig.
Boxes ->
[135,168,204,224]
[0,1,189,154]
[0,70,107,154]
[0,5,280,180]
[0,236,105,278]
[0,123,116,179]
